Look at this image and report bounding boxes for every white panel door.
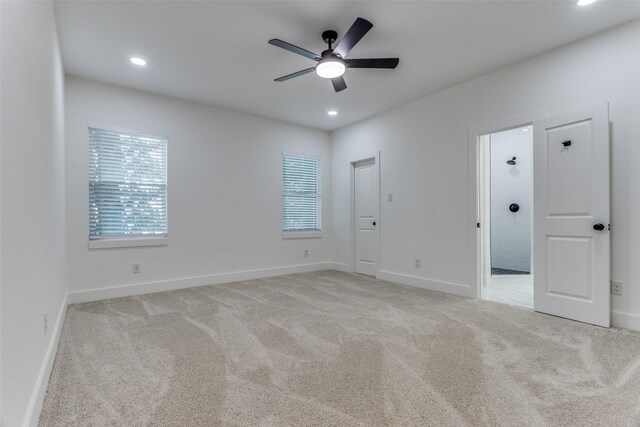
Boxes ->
[354,159,377,276]
[533,104,610,327]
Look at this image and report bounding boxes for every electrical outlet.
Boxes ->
[415,258,421,268]
[611,280,623,296]
[132,264,141,274]
[304,250,309,258]
[43,312,48,335]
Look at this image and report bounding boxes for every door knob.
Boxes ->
[509,203,520,213]
[593,223,605,231]
[372,221,376,226]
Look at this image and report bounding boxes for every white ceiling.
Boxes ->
[54,1,640,131]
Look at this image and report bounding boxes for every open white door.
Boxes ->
[533,104,610,327]
[354,159,378,276]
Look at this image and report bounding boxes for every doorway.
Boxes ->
[352,156,379,276]
[473,104,610,327]
[480,125,533,308]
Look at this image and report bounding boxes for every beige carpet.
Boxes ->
[39,270,640,426]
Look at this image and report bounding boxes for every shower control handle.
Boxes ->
[593,223,605,231]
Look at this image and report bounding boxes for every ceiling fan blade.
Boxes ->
[331,76,347,92]
[274,67,316,82]
[344,58,399,69]
[268,39,320,61]
[332,17,373,58]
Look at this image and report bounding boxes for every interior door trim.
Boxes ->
[468,111,546,300]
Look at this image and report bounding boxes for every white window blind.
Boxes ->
[282,154,321,232]
[89,127,167,240]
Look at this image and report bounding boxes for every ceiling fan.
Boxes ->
[268,17,399,92]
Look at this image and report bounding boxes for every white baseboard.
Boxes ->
[327,262,350,272]
[377,270,472,298]
[23,292,68,427]
[68,262,339,304]
[612,310,640,332]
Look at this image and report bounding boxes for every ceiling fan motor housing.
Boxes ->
[321,49,336,59]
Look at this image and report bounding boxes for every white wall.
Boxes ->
[331,19,640,327]
[490,127,532,273]
[65,77,332,300]
[0,1,67,425]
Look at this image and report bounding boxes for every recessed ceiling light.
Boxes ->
[577,0,598,6]
[327,110,338,116]
[130,57,147,66]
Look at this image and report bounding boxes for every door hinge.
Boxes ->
[608,223,611,231]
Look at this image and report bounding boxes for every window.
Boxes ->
[282,153,321,234]
[89,127,167,242]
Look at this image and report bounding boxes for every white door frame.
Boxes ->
[478,129,534,296]
[349,151,381,275]
[468,113,544,299]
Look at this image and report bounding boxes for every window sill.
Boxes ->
[88,237,168,249]
[282,231,323,239]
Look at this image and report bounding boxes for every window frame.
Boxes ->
[87,124,169,249]
[282,152,323,239]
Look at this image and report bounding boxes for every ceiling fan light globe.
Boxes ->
[316,59,346,79]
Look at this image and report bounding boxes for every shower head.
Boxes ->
[507,156,517,165]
